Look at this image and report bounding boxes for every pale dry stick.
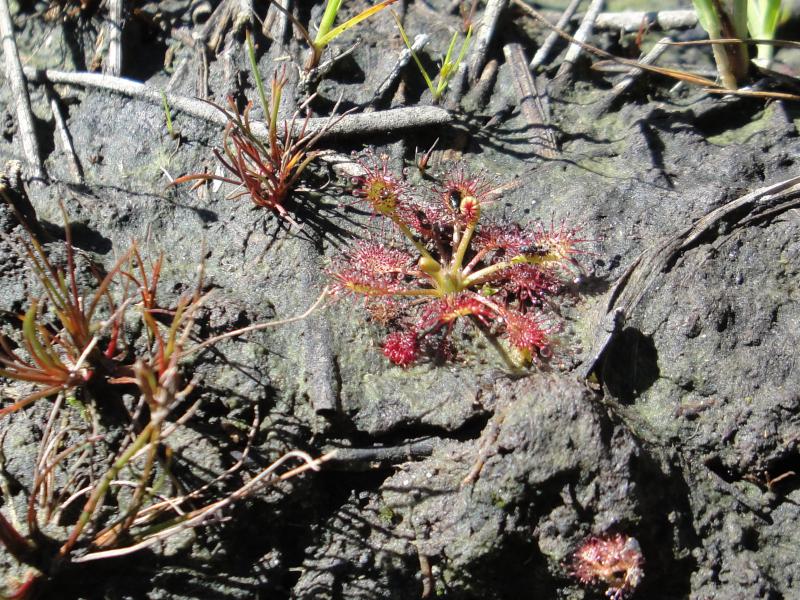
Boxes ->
[167,0,234,93]
[503,42,558,159]
[418,550,434,598]
[206,0,237,52]
[105,0,124,76]
[529,0,583,71]
[603,37,671,105]
[46,89,83,183]
[318,151,367,179]
[0,0,44,180]
[22,67,453,139]
[262,0,291,42]
[555,0,604,79]
[511,0,726,90]
[467,0,508,83]
[72,450,337,562]
[369,33,430,109]
[592,9,697,32]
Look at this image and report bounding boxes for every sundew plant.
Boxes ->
[329,155,585,368]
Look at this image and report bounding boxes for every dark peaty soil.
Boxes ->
[1,0,799,598]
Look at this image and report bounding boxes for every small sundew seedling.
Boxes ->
[571,533,645,599]
[328,155,586,368]
[394,12,472,103]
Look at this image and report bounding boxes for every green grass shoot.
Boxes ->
[394,12,472,102]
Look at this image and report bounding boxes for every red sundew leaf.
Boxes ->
[382,330,418,366]
[345,241,415,275]
[472,223,533,255]
[533,221,590,265]
[492,263,563,302]
[439,294,497,326]
[503,310,550,353]
[435,164,495,208]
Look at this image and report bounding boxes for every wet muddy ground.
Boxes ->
[1,0,800,598]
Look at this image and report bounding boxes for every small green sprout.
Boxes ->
[312,0,397,65]
[161,91,178,139]
[267,0,397,70]
[260,0,397,70]
[747,0,786,67]
[394,12,472,103]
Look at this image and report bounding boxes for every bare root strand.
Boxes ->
[70,450,337,563]
[187,286,330,356]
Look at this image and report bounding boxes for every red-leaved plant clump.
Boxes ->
[570,533,645,599]
[328,154,586,368]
